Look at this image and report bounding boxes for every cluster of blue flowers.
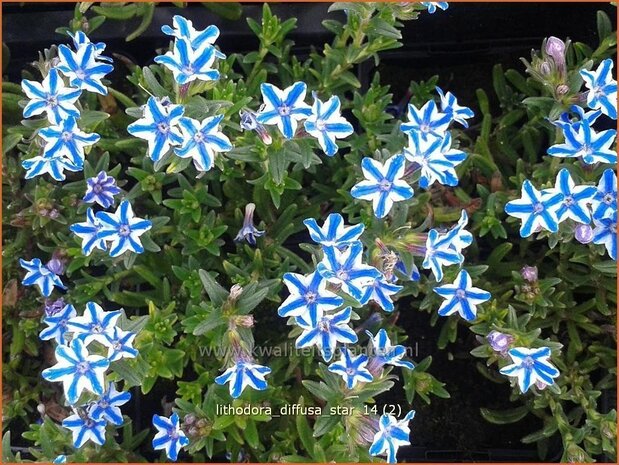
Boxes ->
[38,301,136,448]
[506,59,617,260]
[21,32,112,181]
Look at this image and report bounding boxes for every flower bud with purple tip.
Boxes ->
[520,265,538,283]
[574,223,594,244]
[486,330,514,354]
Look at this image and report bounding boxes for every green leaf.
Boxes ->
[202,2,243,20]
[593,261,617,276]
[296,397,315,457]
[198,269,228,305]
[480,406,529,425]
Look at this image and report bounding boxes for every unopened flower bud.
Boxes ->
[574,223,594,244]
[235,315,255,328]
[545,37,566,62]
[229,284,244,302]
[539,61,552,76]
[556,84,569,96]
[486,330,514,353]
[184,413,196,425]
[520,265,538,283]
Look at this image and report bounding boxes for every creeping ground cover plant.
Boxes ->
[1,1,617,463]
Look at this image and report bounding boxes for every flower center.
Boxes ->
[304,291,317,304]
[157,122,170,134]
[318,319,330,332]
[522,356,535,368]
[92,323,103,334]
[61,131,73,142]
[182,65,194,75]
[93,183,103,194]
[420,123,430,133]
[75,69,86,80]
[455,289,466,299]
[563,195,574,206]
[47,95,58,106]
[379,179,392,192]
[533,202,544,213]
[603,193,615,204]
[316,120,326,131]
[336,269,349,281]
[99,400,109,409]
[76,361,90,374]
[278,105,291,116]
[118,224,131,236]
[193,132,205,143]
[346,367,356,375]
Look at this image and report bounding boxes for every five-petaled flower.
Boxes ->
[317,242,382,301]
[39,116,100,169]
[152,412,190,461]
[369,410,416,464]
[105,327,139,361]
[433,269,491,321]
[366,329,415,370]
[400,99,451,139]
[304,94,354,156]
[592,211,617,260]
[542,168,597,224]
[403,132,466,189]
[436,86,474,127]
[256,82,312,139]
[57,42,114,95]
[155,37,220,85]
[421,2,449,14]
[83,171,121,209]
[21,68,81,124]
[62,412,107,448]
[580,58,618,120]
[22,151,81,181]
[96,200,152,257]
[279,271,343,327]
[350,154,414,219]
[504,179,563,237]
[67,301,122,347]
[161,15,225,59]
[499,347,560,393]
[70,208,108,256]
[175,115,232,171]
[328,347,373,389]
[359,277,403,313]
[591,168,617,221]
[547,119,617,165]
[19,258,66,297]
[214,361,272,398]
[303,213,365,249]
[41,338,110,404]
[89,382,131,426]
[295,306,358,362]
[127,97,184,162]
[39,303,77,344]
[422,229,463,282]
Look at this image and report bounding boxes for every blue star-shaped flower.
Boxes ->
[175,115,232,171]
[96,200,152,257]
[279,271,343,326]
[21,68,81,124]
[67,301,122,347]
[366,329,414,370]
[369,410,416,464]
[53,455,67,463]
[547,121,617,165]
[127,97,184,162]
[19,258,66,297]
[591,169,617,220]
[580,58,617,120]
[83,171,121,209]
[161,15,225,59]
[39,303,77,344]
[152,412,190,461]
[38,116,100,168]
[359,277,403,313]
[592,211,617,260]
[70,208,108,256]
[499,347,560,393]
[542,168,597,224]
[304,94,354,156]
[436,86,473,127]
[317,242,382,301]
[400,99,451,139]
[505,179,563,237]
[41,338,110,404]
[403,132,466,189]
[295,307,358,362]
[62,413,107,448]
[422,229,463,282]
[328,347,373,389]
[22,151,81,181]
[105,327,138,362]
[234,202,265,246]
[256,82,312,139]
[154,38,220,85]
[214,361,271,399]
[57,42,113,95]
[421,2,449,14]
[69,31,113,63]
[303,213,365,248]
[350,154,414,219]
[434,209,473,253]
[89,382,131,425]
[553,105,601,133]
[433,269,491,321]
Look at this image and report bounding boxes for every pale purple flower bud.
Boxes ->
[46,257,65,275]
[520,265,538,283]
[44,297,66,317]
[486,330,514,353]
[545,37,565,62]
[556,84,569,96]
[535,380,547,390]
[539,61,552,76]
[234,203,265,246]
[574,223,594,244]
[48,209,60,219]
[354,415,380,446]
